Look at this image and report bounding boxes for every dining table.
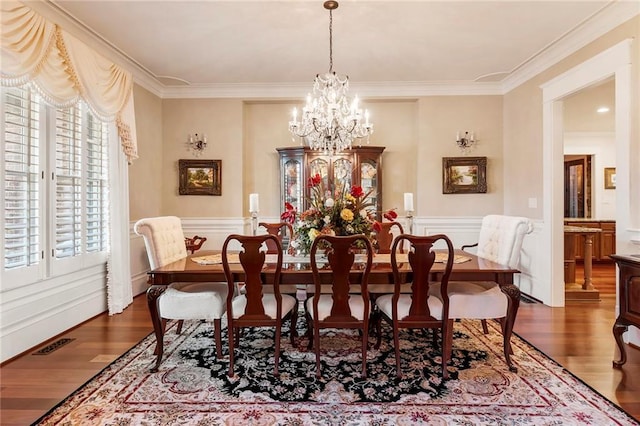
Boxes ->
[145,249,521,370]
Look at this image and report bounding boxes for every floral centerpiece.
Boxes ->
[281,173,397,255]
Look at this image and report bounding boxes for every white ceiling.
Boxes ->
[32,0,637,98]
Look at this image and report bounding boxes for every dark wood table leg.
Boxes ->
[146,285,166,372]
[500,283,520,373]
[612,318,629,368]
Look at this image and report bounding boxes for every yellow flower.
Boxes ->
[340,208,354,222]
[345,194,355,203]
[308,228,320,241]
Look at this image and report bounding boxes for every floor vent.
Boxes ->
[32,338,75,355]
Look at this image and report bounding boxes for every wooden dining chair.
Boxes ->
[134,216,228,372]
[375,221,404,254]
[374,234,455,379]
[222,234,298,377]
[307,234,374,378]
[258,222,294,254]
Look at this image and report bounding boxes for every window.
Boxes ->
[2,86,109,285]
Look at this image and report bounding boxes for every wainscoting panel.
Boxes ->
[0,267,107,362]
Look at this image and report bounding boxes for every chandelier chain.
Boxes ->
[328,9,333,73]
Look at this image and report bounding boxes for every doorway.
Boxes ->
[542,39,631,307]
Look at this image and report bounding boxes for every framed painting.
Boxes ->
[604,167,616,189]
[179,159,221,195]
[442,156,487,194]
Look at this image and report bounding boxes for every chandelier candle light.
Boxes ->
[288,1,373,155]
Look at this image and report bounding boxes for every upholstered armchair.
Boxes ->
[134,216,229,371]
[429,214,533,373]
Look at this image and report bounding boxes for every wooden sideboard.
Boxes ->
[564,219,615,262]
[611,254,640,368]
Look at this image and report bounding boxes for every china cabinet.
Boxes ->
[277,146,385,220]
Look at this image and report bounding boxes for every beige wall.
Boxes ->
[418,96,503,216]
[129,84,163,221]
[149,97,505,220]
[129,16,638,226]
[161,99,244,217]
[503,15,640,220]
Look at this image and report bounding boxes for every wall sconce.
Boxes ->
[456,131,476,154]
[187,133,207,156]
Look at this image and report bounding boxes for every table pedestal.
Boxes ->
[564,227,600,301]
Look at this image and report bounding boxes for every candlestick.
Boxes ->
[251,211,258,236]
[249,193,259,213]
[403,193,414,212]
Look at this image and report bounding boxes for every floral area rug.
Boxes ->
[34,318,638,425]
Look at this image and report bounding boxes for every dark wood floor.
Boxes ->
[1,263,638,425]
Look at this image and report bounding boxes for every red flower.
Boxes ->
[280,202,297,224]
[307,173,322,188]
[383,209,398,221]
[350,185,364,198]
[373,221,382,232]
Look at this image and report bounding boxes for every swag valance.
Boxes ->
[1,1,138,163]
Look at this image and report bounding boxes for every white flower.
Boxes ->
[324,215,331,223]
[325,198,335,208]
[359,210,368,218]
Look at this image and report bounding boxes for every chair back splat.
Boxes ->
[307,234,373,378]
[375,221,404,254]
[258,222,294,254]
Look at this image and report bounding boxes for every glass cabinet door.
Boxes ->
[360,159,378,215]
[333,157,353,195]
[283,158,303,213]
[309,158,329,199]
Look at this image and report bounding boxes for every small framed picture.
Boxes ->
[443,157,488,194]
[604,167,616,189]
[179,159,222,195]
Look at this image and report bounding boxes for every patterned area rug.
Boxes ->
[34,319,638,425]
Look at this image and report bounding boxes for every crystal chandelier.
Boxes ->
[288,1,373,155]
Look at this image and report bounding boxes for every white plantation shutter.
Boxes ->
[55,106,83,259]
[85,113,109,253]
[2,86,110,285]
[2,87,41,271]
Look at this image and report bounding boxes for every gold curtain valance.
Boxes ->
[1,1,138,163]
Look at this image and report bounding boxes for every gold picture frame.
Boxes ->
[179,159,222,195]
[604,167,616,189]
[443,156,487,194]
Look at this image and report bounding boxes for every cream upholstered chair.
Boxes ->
[430,214,533,373]
[134,216,228,371]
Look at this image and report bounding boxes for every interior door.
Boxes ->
[564,156,592,218]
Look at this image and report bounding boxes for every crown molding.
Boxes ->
[500,1,640,94]
[160,81,503,99]
[29,0,639,100]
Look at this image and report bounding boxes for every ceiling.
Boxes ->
[31,0,636,98]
